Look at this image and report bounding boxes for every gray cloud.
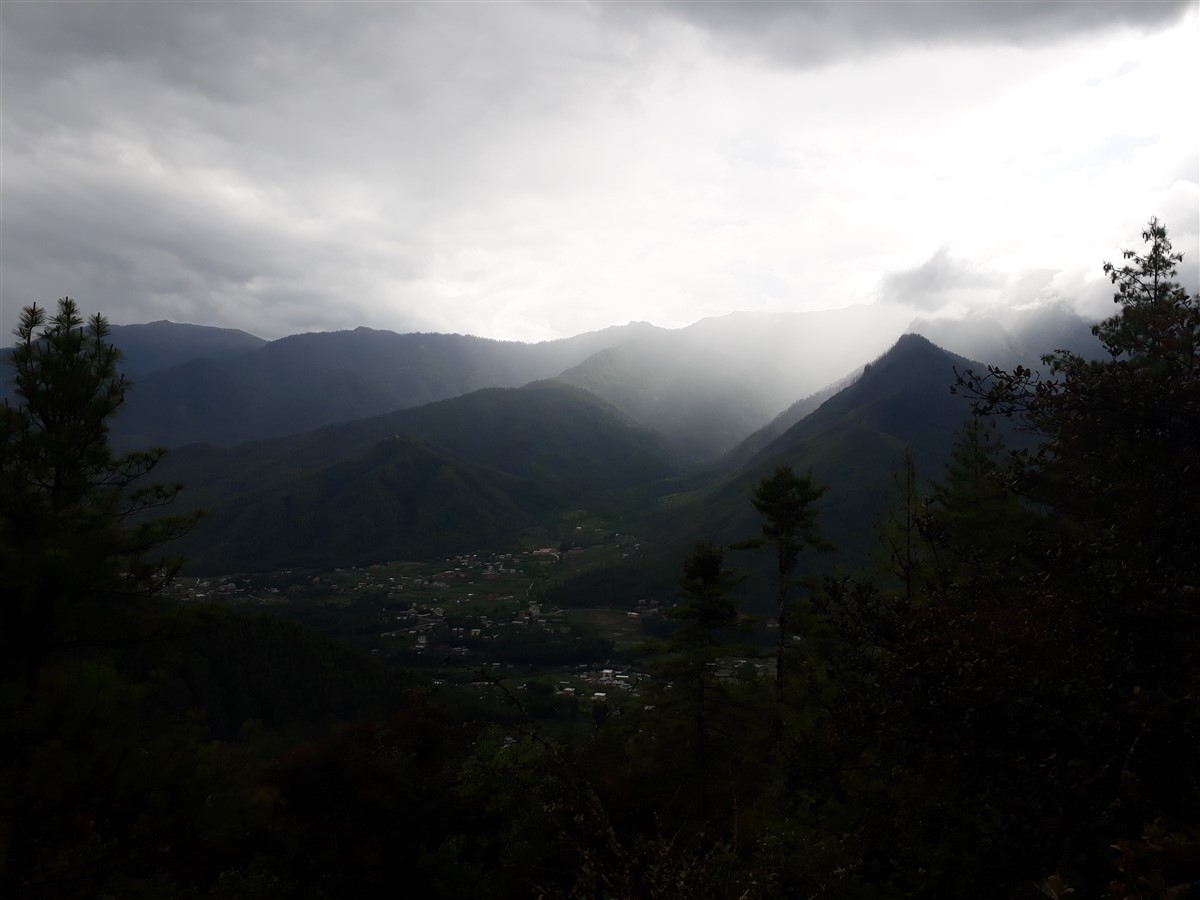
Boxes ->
[880,246,1006,311]
[643,0,1192,67]
[2,2,629,337]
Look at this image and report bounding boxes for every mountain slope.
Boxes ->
[651,334,983,572]
[179,438,546,572]
[158,380,678,506]
[554,338,782,463]
[729,334,977,550]
[165,380,680,572]
[721,367,863,468]
[104,304,1088,457]
[543,334,988,611]
[555,305,911,462]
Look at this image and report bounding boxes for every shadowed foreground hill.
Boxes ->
[168,381,680,572]
[180,438,547,571]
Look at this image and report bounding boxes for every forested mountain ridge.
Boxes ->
[165,380,681,572]
[155,331,976,578]
[176,437,549,571]
[720,366,864,468]
[728,333,982,556]
[154,328,1064,580]
[108,321,668,450]
[0,319,267,404]
[106,320,268,375]
[748,333,977,469]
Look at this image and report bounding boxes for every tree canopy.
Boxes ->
[1,298,197,686]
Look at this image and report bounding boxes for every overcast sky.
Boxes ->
[2,1,1197,345]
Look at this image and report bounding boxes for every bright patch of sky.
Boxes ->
[2,1,1196,344]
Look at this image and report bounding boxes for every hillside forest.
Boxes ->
[1,220,1198,898]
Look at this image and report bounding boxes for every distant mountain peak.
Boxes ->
[894,331,939,349]
[858,331,977,381]
[102,320,268,378]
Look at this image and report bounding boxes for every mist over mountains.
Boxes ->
[710,332,984,557]
[907,301,1104,370]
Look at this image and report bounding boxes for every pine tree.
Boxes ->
[0,298,197,689]
[643,547,744,830]
[740,466,830,687]
[956,218,1199,604]
[924,418,1035,603]
[876,447,932,608]
[953,220,1200,888]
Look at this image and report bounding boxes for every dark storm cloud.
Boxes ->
[881,246,1005,311]
[2,157,334,335]
[3,2,474,185]
[1,1,619,337]
[644,0,1193,66]
[2,1,631,174]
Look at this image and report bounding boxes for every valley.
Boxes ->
[97,314,1069,708]
[166,533,660,720]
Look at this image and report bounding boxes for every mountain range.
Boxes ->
[4,306,1102,578]
[111,322,665,451]
[41,302,1092,463]
[165,332,1021,577]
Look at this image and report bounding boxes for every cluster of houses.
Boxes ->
[388,596,556,655]
[557,666,639,702]
[166,543,668,695]
[172,547,553,605]
[168,576,251,602]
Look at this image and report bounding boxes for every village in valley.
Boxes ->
[163,521,712,716]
